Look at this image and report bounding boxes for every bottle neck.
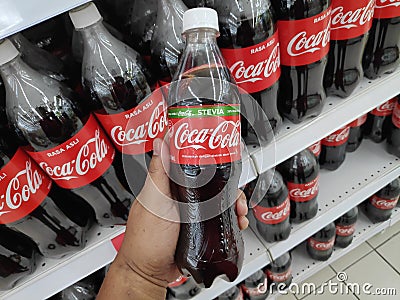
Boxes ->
[79,21,115,51]
[184,28,219,45]
[0,56,35,81]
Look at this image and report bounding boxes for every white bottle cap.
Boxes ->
[182,8,219,33]
[69,2,102,30]
[0,39,19,66]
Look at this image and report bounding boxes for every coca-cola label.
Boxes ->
[309,141,322,157]
[392,101,400,128]
[168,276,188,288]
[374,0,400,19]
[251,196,290,225]
[266,269,292,283]
[308,237,335,251]
[277,7,331,66]
[221,31,281,94]
[349,114,368,128]
[371,97,397,116]
[168,105,241,165]
[321,126,350,146]
[287,176,319,203]
[95,90,168,154]
[336,224,356,237]
[370,195,399,210]
[0,149,52,224]
[330,0,375,40]
[26,115,115,189]
[241,279,268,297]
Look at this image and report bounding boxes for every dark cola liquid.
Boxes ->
[363,17,400,80]
[366,178,400,223]
[306,223,335,261]
[335,207,358,248]
[271,0,328,124]
[242,270,269,300]
[0,225,39,291]
[364,113,392,143]
[216,8,282,138]
[171,96,244,288]
[85,76,153,196]
[346,126,364,153]
[319,143,348,171]
[324,35,368,98]
[28,108,132,227]
[265,252,292,290]
[277,150,319,223]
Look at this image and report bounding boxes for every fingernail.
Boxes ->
[153,139,161,156]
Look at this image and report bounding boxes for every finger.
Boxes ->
[235,190,248,217]
[238,215,249,231]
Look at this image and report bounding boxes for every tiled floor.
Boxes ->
[278,221,400,299]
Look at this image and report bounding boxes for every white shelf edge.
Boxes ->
[252,68,400,174]
[0,0,91,39]
[251,140,400,261]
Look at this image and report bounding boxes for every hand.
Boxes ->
[98,138,249,299]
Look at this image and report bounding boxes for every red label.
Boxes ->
[330,0,375,40]
[241,279,268,297]
[0,149,52,224]
[374,0,400,19]
[308,237,335,251]
[371,98,397,116]
[370,195,399,210]
[168,105,241,165]
[168,276,188,288]
[392,101,400,128]
[287,177,319,203]
[309,141,322,157]
[111,232,125,252]
[221,31,281,94]
[277,7,331,66]
[95,91,168,155]
[266,269,292,283]
[26,115,115,189]
[251,196,290,225]
[321,126,350,146]
[336,224,356,236]
[349,114,368,128]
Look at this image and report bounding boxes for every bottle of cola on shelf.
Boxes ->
[168,8,244,288]
[320,125,351,171]
[271,0,330,124]
[0,39,133,227]
[126,0,157,62]
[251,169,291,243]
[69,3,162,195]
[335,207,358,248]
[277,149,319,223]
[364,97,397,143]
[210,0,282,139]
[306,223,336,261]
[308,141,322,160]
[265,252,292,291]
[241,270,269,300]
[366,178,400,223]
[0,134,93,258]
[217,286,244,300]
[0,225,39,291]
[347,114,367,153]
[151,0,188,84]
[324,0,375,98]
[387,97,400,157]
[363,1,400,79]
[167,276,200,299]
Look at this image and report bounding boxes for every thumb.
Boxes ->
[146,138,171,197]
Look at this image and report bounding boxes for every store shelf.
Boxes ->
[0,0,90,39]
[0,225,124,300]
[190,229,270,300]
[251,68,400,173]
[290,211,393,286]
[251,140,400,261]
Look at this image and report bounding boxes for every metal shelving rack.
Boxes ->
[0,1,399,299]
